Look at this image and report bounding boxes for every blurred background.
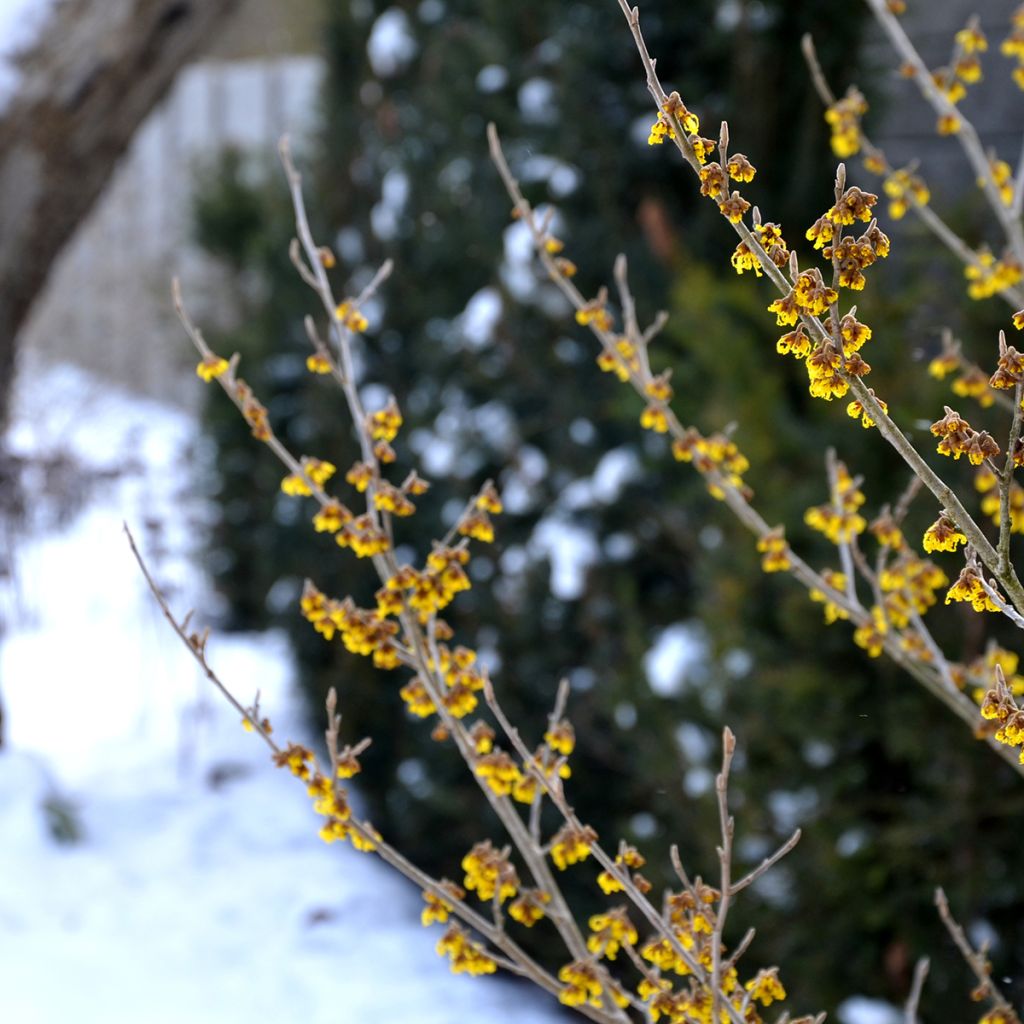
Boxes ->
[2,1,1024,1021]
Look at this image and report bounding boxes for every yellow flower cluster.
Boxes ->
[980,685,1024,763]
[979,156,1014,206]
[853,605,889,658]
[312,500,353,533]
[990,340,1024,391]
[930,406,1001,464]
[648,91,700,145]
[587,907,638,960]
[576,297,614,332]
[639,373,675,436]
[883,167,930,220]
[305,771,352,843]
[950,367,996,408]
[597,844,647,895]
[280,457,336,497]
[745,969,787,1007]
[300,581,402,668]
[474,748,524,799]
[334,513,390,558]
[952,646,1024,704]
[846,388,887,429]
[672,428,750,500]
[382,548,471,623]
[696,158,752,222]
[544,718,575,756]
[335,300,369,333]
[401,641,486,720]
[878,552,948,628]
[826,186,877,227]
[922,515,967,553]
[549,823,597,870]
[267,742,378,851]
[474,716,573,801]
[435,924,497,975]
[557,960,610,1008]
[824,88,867,158]
[733,222,790,277]
[804,463,867,544]
[946,566,1002,612]
[809,569,850,625]
[756,527,791,573]
[457,508,496,543]
[931,358,963,392]
[824,225,891,292]
[965,249,1023,300]
[597,335,642,382]
[373,480,415,517]
[196,353,230,382]
[367,396,402,443]
[976,468,1024,534]
[1002,6,1024,90]
[461,840,518,903]
[508,888,550,927]
[274,742,314,781]
[768,270,837,326]
[306,350,332,374]
[420,880,464,926]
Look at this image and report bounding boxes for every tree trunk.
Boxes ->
[0,0,239,747]
[0,0,239,429]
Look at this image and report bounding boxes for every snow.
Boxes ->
[0,360,561,1023]
[837,997,901,1024]
[366,8,417,78]
[476,64,508,94]
[643,622,706,696]
[457,287,503,349]
[529,518,600,600]
[518,78,557,125]
[0,0,55,111]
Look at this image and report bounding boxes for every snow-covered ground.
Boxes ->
[0,361,560,1023]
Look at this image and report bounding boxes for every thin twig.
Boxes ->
[935,888,1021,1023]
[903,957,930,1024]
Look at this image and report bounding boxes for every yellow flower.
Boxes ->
[557,961,604,1008]
[457,510,494,543]
[312,501,351,534]
[756,527,791,573]
[745,968,787,1007]
[549,824,597,870]
[922,516,967,553]
[945,566,1001,612]
[462,840,518,903]
[436,924,497,976]
[367,397,402,443]
[955,24,987,53]
[853,606,888,658]
[726,153,756,182]
[508,889,550,927]
[280,473,312,497]
[474,750,522,797]
[544,719,575,756]
[196,354,229,382]
[640,404,669,434]
[587,908,638,960]
[335,301,368,332]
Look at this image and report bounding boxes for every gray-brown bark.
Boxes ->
[0,0,239,428]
